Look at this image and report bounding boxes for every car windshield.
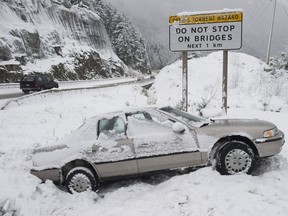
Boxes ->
[159,107,208,127]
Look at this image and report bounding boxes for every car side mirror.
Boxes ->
[172,122,186,133]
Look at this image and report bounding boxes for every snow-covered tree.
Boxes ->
[146,42,180,70]
[269,46,288,70]
[90,0,150,74]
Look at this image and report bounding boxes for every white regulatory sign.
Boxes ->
[169,11,243,52]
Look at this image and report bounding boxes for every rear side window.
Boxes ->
[98,116,126,139]
[41,76,48,82]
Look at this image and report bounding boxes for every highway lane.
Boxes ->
[0,92,25,100]
[0,77,154,101]
[0,78,136,100]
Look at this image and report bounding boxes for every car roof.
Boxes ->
[94,106,158,118]
[22,74,50,78]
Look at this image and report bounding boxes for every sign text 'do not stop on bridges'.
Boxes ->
[169,11,243,52]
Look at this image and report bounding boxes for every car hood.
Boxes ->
[211,118,275,128]
[196,118,276,141]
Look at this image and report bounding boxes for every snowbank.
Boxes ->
[0,52,288,215]
[149,51,288,116]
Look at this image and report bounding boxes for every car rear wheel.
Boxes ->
[216,141,255,175]
[65,167,98,193]
[22,90,29,94]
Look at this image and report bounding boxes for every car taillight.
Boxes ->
[35,82,39,87]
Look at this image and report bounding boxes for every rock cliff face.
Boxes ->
[0,0,150,82]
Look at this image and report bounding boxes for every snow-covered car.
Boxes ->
[31,107,285,193]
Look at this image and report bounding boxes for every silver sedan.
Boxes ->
[31,107,285,193]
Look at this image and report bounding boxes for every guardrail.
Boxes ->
[0,83,18,88]
[0,78,154,110]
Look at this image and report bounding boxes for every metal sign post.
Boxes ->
[182,51,188,111]
[222,50,228,114]
[266,0,277,64]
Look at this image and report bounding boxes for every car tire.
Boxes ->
[216,141,255,175]
[65,167,98,193]
[22,90,29,94]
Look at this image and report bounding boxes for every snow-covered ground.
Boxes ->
[0,51,288,215]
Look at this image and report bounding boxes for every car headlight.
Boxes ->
[263,127,278,138]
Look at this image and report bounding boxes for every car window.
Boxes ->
[21,76,35,82]
[42,76,48,82]
[128,111,152,121]
[98,116,126,139]
[113,117,126,133]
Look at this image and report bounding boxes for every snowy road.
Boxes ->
[0,77,155,102]
[0,78,136,99]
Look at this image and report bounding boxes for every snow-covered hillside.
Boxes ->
[0,0,150,82]
[0,52,288,215]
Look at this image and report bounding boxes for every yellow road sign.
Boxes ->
[169,10,243,52]
[169,11,243,25]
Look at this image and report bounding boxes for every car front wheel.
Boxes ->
[216,141,255,175]
[65,167,98,193]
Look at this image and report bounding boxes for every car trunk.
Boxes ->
[20,76,39,89]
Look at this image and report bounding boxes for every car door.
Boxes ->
[45,76,55,88]
[40,76,49,88]
[90,115,138,178]
[126,110,204,173]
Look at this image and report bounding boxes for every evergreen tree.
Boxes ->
[270,46,288,70]
[89,0,150,74]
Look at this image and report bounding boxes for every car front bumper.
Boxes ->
[31,168,62,184]
[254,130,285,158]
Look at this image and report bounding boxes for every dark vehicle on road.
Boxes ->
[20,75,59,94]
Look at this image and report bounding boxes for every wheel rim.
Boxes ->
[68,173,92,193]
[224,149,252,174]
